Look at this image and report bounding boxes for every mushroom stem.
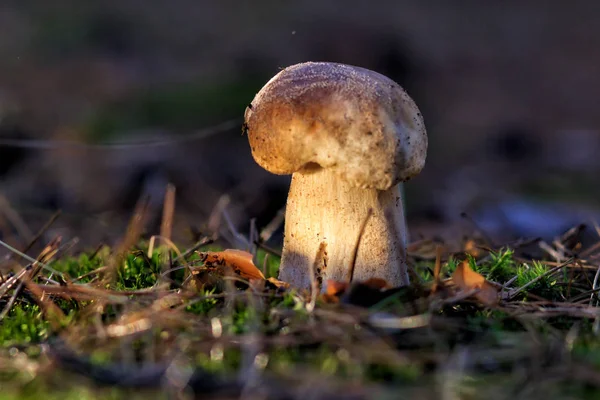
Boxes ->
[279,166,409,291]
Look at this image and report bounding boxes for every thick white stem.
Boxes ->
[278,167,409,290]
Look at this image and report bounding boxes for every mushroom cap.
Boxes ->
[244,62,427,190]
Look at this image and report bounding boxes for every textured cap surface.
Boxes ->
[244,62,427,190]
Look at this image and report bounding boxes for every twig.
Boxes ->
[249,218,258,261]
[253,241,282,258]
[0,281,24,321]
[538,240,563,262]
[0,196,33,246]
[259,207,286,243]
[0,119,240,150]
[173,237,213,263]
[0,239,65,279]
[221,207,250,249]
[262,253,269,278]
[159,184,176,269]
[21,210,62,255]
[460,211,496,248]
[591,264,600,307]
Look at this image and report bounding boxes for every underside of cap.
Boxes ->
[244,61,427,190]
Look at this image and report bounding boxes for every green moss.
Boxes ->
[0,305,49,346]
[185,287,219,316]
[115,250,162,290]
[475,248,517,282]
[0,239,597,398]
[51,250,107,282]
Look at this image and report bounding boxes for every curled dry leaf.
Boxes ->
[266,277,290,289]
[452,260,498,306]
[198,249,265,280]
[362,278,391,290]
[325,278,390,297]
[463,239,486,259]
[325,279,349,297]
[321,279,348,303]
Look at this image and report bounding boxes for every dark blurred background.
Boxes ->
[1,0,600,250]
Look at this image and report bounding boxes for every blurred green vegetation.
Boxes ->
[83,80,261,141]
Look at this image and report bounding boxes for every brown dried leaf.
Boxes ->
[320,294,340,304]
[362,278,391,290]
[325,280,349,296]
[464,239,483,258]
[199,249,265,280]
[452,260,498,306]
[248,278,266,292]
[267,277,290,289]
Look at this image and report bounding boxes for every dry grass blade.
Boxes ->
[249,218,258,261]
[254,241,282,258]
[0,195,33,245]
[431,245,443,294]
[147,235,183,260]
[539,240,563,262]
[20,210,61,255]
[259,207,286,243]
[31,284,131,303]
[159,184,176,259]
[0,265,30,299]
[0,281,24,321]
[0,119,241,150]
[13,262,68,331]
[207,194,230,237]
[33,283,174,299]
[0,237,63,300]
[101,197,150,286]
[29,236,62,278]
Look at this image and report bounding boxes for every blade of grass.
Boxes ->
[100,196,150,286]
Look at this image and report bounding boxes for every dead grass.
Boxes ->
[1,198,600,399]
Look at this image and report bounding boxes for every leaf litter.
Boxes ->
[1,195,600,398]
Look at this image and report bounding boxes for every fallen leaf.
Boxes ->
[267,277,290,289]
[248,278,265,292]
[198,249,265,280]
[325,280,349,296]
[362,278,391,290]
[320,294,340,304]
[452,260,498,306]
[464,239,483,258]
[190,268,222,291]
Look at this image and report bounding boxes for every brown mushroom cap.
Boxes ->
[244,62,427,190]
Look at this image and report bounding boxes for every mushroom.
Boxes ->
[244,62,427,290]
